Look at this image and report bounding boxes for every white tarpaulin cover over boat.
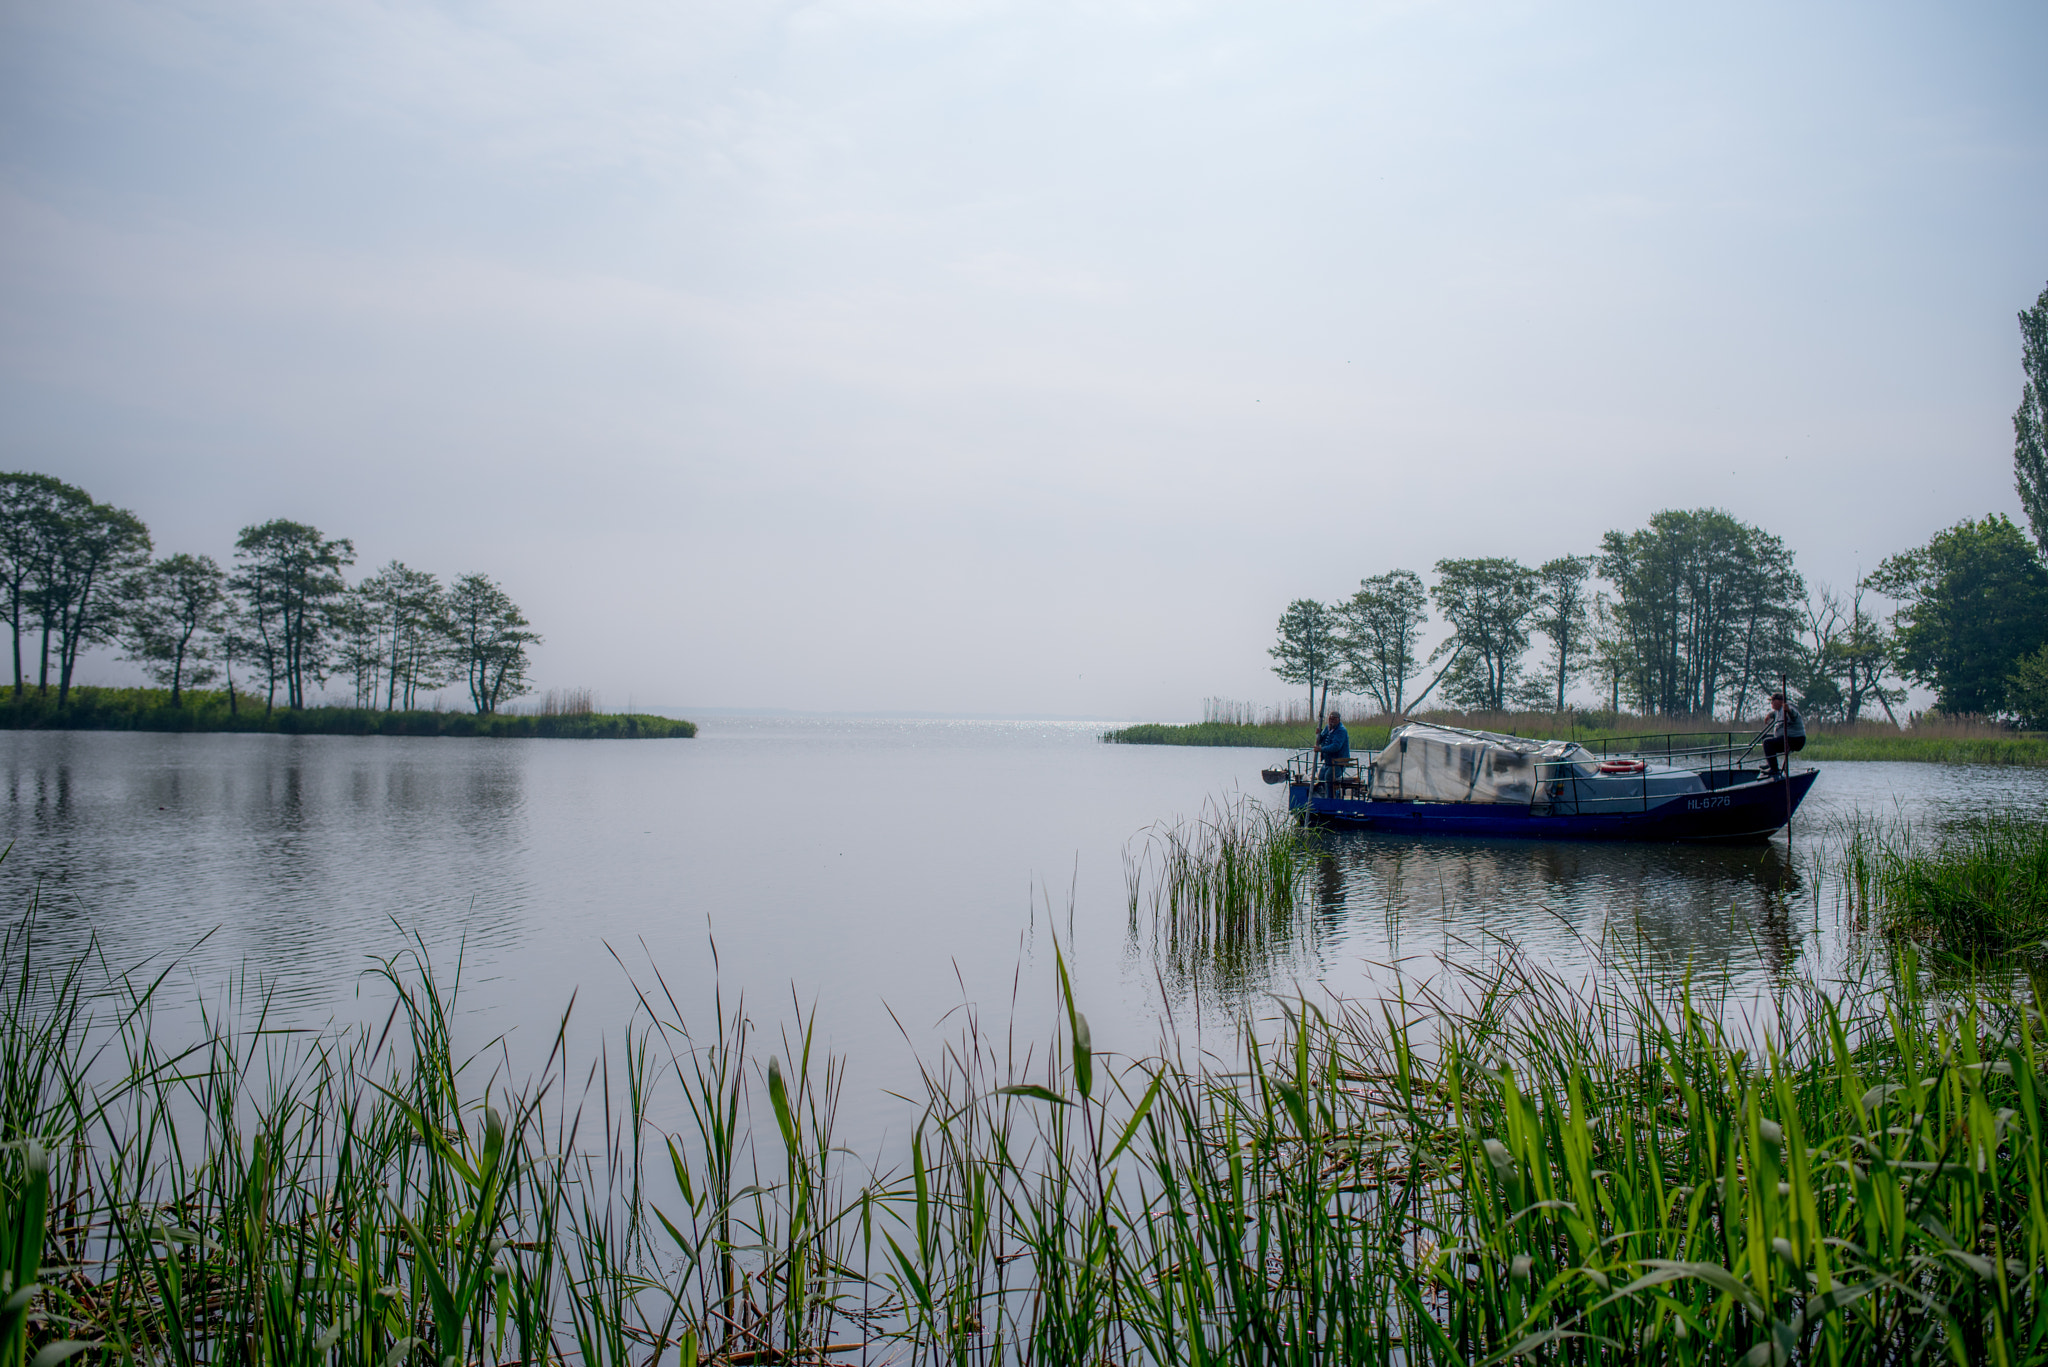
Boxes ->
[1367,724,1593,805]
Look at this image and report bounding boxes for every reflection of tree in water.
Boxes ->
[1,732,534,1007]
[1135,825,1831,1008]
[1315,832,1818,985]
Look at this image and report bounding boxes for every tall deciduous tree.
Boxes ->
[1527,555,1594,713]
[1792,583,1902,725]
[229,520,355,710]
[0,473,75,698]
[2015,280,2048,557]
[329,586,387,709]
[1268,599,1339,718]
[1598,509,1803,718]
[446,573,539,714]
[123,553,225,706]
[359,561,449,710]
[1867,514,2048,715]
[1430,558,1539,712]
[2009,644,2048,730]
[1335,570,1428,714]
[36,496,153,706]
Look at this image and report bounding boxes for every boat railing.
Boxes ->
[1535,727,1784,814]
[1583,730,1757,763]
[1283,748,1368,793]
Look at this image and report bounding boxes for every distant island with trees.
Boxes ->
[0,475,693,739]
[1111,280,2048,765]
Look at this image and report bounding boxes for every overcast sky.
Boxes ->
[2,0,2043,718]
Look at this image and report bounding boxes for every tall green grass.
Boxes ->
[1843,815,2048,960]
[1124,798,1317,1002]
[6,871,2046,1363]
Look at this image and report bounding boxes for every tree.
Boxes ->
[1526,555,1594,713]
[1586,593,1628,715]
[1792,582,1901,725]
[446,573,539,714]
[1268,599,1339,718]
[1334,570,1428,714]
[229,520,355,710]
[1867,514,2048,715]
[1598,509,1804,718]
[33,495,153,706]
[123,553,225,706]
[359,561,450,710]
[1832,585,1901,724]
[2015,280,2048,556]
[2010,645,2048,731]
[329,586,387,709]
[0,473,77,698]
[1429,558,1539,712]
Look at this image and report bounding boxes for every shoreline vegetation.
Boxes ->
[1104,703,2048,766]
[0,685,694,739]
[6,873,2045,1364]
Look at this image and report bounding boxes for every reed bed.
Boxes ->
[1842,815,2048,959]
[1124,797,1318,1002]
[0,915,865,1367]
[6,875,2047,1364]
[1124,797,1311,933]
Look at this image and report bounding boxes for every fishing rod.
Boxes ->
[1781,669,1793,846]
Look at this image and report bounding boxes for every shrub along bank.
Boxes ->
[0,686,694,738]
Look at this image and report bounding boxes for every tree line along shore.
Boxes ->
[1105,705,2048,766]
[0,685,695,738]
[1248,286,2048,736]
[2,471,566,721]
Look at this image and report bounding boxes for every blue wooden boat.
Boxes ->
[1263,723,1817,844]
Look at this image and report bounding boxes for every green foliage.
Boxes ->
[1125,798,1314,1000]
[1526,555,1596,713]
[121,553,227,706]
[1791,583,1901,725]
[1599,509,1804,718]
[356,563,453,710]
[2007,644,2048,732]
[1269,600,1339,717]
[1868,514,2048,716]
[0,686,694,738]
[2015,280,2048,555]
[890,931,2048,1363]
[230,519,355,711]
[1430,557,1540,711]
[7,869,2048,1365]
[446,573,540,715]
[1335,570,1429,714]
[1848,815,2048,957]
[0,474,154,705]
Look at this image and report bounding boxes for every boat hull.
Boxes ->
[1287,769,1818,843]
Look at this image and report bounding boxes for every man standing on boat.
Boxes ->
[1316,710,1351,796]
[1761,692,1805,778]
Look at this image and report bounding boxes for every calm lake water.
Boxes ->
[5,719,2044,1143]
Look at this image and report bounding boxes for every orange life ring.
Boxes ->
[1596,759,1647,775]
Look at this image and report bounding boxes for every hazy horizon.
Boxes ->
[4,1,2044,719]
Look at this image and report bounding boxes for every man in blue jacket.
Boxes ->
[1316,710,1351,796]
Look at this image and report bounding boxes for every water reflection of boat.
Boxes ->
[1263,723,1816,843]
